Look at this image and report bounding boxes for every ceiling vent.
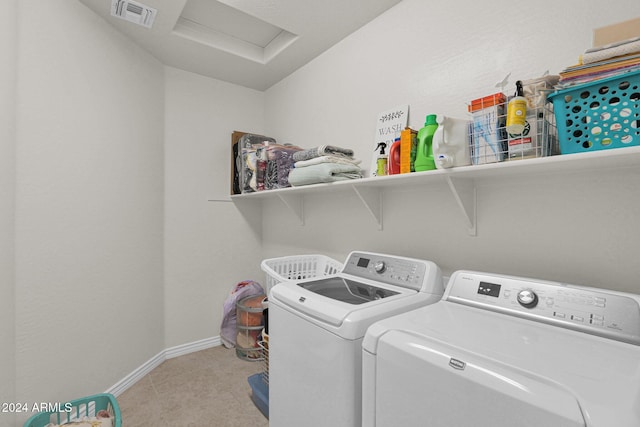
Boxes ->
[111,0,157,29]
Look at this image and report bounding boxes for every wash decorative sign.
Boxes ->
[370,105,409,177]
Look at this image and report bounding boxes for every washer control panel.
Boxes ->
[446,271,640,345]
[342,251,436,292]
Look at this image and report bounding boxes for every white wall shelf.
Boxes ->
[228,146,640,235]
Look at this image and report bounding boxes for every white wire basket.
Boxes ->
[258,338,269,385]
[260,254,343,294]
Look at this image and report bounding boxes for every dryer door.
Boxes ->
[372,331,586,427]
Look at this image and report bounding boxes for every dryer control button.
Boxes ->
[374,261,386,274]
[517,290,539,308]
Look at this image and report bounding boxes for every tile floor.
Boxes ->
[116,346,269,426]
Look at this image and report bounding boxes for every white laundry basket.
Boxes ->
[260,254,343,294]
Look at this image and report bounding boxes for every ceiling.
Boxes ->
[78,0,403,91]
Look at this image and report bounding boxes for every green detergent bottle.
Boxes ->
[415,114,438,172]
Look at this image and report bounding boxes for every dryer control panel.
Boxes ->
[445,271,640,345]
[342,251,441,293]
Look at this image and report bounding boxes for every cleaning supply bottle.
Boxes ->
[399,127,417,173]
[432,116,472,169]
[414,114,438,172]
[506,80,527,135]
[388,138,401,175]
[374,142,388,176]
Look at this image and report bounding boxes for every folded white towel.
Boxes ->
[582,37,640,64]
[294,155,362,168]
[288,163,362,186]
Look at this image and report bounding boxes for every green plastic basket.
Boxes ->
[23,393,121,427]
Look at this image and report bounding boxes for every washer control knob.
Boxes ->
[517,289,539,308]
[374,261,386,274]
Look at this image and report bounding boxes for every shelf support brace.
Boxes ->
[445,176,476,236]
[277,193,305,225]
[352,186,383,230]
[229,197,263,236]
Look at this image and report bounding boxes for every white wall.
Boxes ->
[4,3,268,419]
[164,66,265,348]
[263,0,640,293]
[0,1,17,426]
[14,0,164,418]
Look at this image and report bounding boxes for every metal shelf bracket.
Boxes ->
[277,193,305,225]
[351,185,383,230]
[445,176,477,236]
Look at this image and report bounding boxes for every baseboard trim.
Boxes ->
[165,336,221,360]
[106,336,221,397]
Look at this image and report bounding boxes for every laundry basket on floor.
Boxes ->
[236,293,266,361]
[23,393,121,427]
[261,254,343,294]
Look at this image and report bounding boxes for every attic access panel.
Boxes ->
[173,0,298,64]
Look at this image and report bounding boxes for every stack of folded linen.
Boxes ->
[558,36,640,87]
[288,145,363,186]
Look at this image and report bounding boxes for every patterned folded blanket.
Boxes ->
[294,155,361,168]
[292,145,354,162]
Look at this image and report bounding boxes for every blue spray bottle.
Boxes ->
[415,114,438,172]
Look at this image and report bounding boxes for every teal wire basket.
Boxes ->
[23,393,121,427]
[548,69,640,154]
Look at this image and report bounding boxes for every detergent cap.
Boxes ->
[425,114,438,126]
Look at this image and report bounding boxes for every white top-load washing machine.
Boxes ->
[362,270,640,427]
[268,251,443,427]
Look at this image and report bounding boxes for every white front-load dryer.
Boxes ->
[268,251,444,427]
[362,270,640,427]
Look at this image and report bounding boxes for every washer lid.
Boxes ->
[363,301,640,427]
[297,277,400,304]
[372,330,586,427]
[270,274,429,336]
